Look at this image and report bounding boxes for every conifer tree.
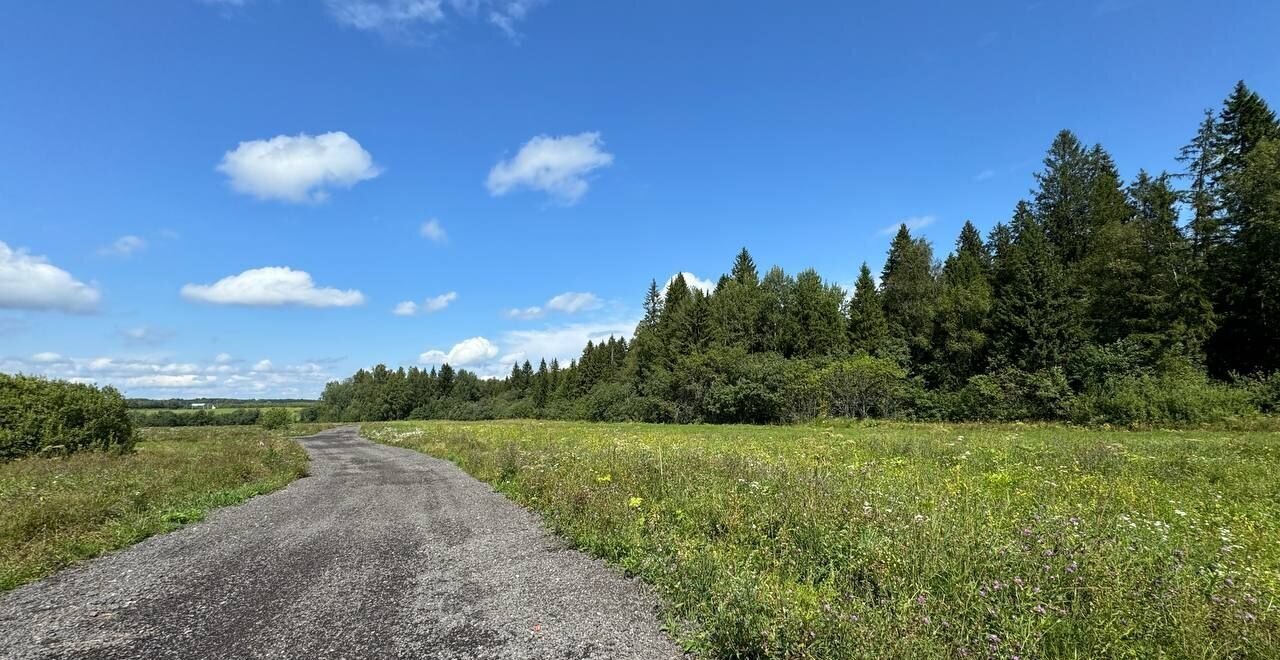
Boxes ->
[846,263,892,358]
[1034,130,1094,263]
[880,224,938,369]
[931,221,993,386]
[990,202,1082,373]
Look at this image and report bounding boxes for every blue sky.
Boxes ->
[2,1,1277,398]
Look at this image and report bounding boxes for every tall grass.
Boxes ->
[367,419,1280,659]
[0,425,314,591]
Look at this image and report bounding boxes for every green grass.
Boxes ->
[365,419,1280,659]
[0,424,323,592]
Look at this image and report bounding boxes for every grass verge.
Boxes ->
[0,424,320,592]
[365,419,1280,659]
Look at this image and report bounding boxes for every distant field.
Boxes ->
[0,424,327,592]
[366,419,1280,658]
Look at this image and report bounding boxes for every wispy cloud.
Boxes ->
[973,169,996,182]
[877,215,937,236]
[324,0,544,40]
[420,218,447,242]
[98,235,147,258]
[393,291,457,316]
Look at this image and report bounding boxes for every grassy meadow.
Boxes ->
[0,424,324,592]
[366,419,1280,659]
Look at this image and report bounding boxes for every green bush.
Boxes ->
[819,355,907,419]
[1070,367,1257,426]
[258,407,293,431]
[0,374,134,460]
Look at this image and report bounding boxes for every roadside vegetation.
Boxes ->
[316,82,1280,429]
[1,374,134,461]
[128,405,311,428]
[368,419,1280,658]
[0,425,319,592]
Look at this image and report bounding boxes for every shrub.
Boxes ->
[0,374,134,460]
[1070,367,1257,426]
[819,355,907,419]
[258,407,292,431]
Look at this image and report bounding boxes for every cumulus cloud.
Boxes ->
[181,267,365,308]
[216,131,380,203]
[486,132,613,204]
[665,272,715,295]
[418,336,499,367]
[393,291,457,316]
[0,241,101,313]
[30,352,64,363]
[98,235,146,258]
[878,215,937,236]
[420,218,447,243]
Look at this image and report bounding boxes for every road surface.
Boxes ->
[0,426,682,659]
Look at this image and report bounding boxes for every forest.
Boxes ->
[312,82,1280,427]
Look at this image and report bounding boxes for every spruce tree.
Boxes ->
[847,263,892,358]
[990,202,1082,373]
[731,247,759,286]
[1034,130,1094,263]
[880,224,938,370]
[931,221,993,387]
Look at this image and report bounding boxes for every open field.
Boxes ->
[0,424,325,592]
[366,419,1280,658]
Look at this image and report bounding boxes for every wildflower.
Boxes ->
[1065,561,1078,574]
[1033,604,1046,615]
[987,633,1000,643]
[628,496,643,509]
[916,594,927,605]
[1174,509,1187,517]
[595,474,612,484]
[1013,577,1024,587]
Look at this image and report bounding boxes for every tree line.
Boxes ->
[315,82,1280,426]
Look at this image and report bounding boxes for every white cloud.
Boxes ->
[124,374,217,389]
[973,169,996,182]
[486,132,613,204]
[325,0,542,38]
[120,325,173,345]
[394,291,457,316]
[489,0,540,40]
[504,306,544,320]
[0,241,101,313]
[665,272,715,295]
[181,267,365,308]
[545,291,601,314]
[1,352,337,398]
[420,218,447,242]
[216,131,380,203]
[98,235,146,258]
[878,215,937,236]
[418,336,499,367]
[506,291,602,320]
[500,319,636,371]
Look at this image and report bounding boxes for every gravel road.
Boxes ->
[0,426,682,659]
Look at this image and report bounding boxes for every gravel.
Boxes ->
[0,426,684,659]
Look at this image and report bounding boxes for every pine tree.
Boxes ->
[1178,109,1222,257]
